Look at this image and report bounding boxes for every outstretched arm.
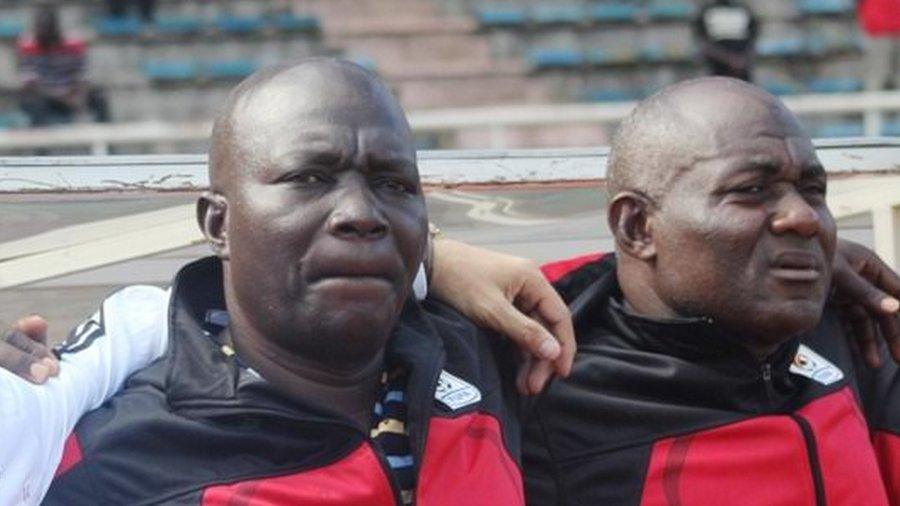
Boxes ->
[0,286,168,505]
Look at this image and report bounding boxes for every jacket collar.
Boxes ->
[569,256,800,376]
[162,256,445,431]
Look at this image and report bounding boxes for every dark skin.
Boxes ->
[199,61,426,430]
[612,79,843,360]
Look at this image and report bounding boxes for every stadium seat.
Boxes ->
[205,59,258,80]
[806,77,863,93]
[213,14,265,35]
[761,80,801,96]
[883,121,900,137]
[0,20,22,39]
[142,60,198,82]
[271,12,319,33]
[796,0,853,15]
[531,4,585,25]
[646,1,694,20]
[530,49,584,69]
[588,3,639,23]
[757,38,805,57]
[95,17,143,37]
[0,110,27,130]
[638,45,666,62]
[816,121,863,138]
[154,16,203,36]
[582,88,640,102]
[476,5,527,27]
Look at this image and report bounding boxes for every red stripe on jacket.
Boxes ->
[417,413,525,506]
[201,444,395,506]
[540,253,606,283]
[640,388,889,506]
[53,434,83,478]
[873,431,900,506]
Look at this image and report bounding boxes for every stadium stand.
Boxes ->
[0,0,894,150]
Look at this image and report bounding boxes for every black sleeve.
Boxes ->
[522,398,563,505]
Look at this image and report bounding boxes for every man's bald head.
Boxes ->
[208,59,411,193]
[607,77,800,201]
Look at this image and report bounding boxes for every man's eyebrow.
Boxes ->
[731,158,781,177]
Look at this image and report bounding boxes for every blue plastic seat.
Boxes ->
[588,3,638,22]
[530,49,584,69]
[477,5,527,27]
[205,59,258,80]
[154,16,203,36]
[582,88,640,102]
[0,110,27,130]
[0,20,23,39]
[761,80,801,96]
[638,45,666,62]
[214,14,265,34]
[646,1,694,20]
[806,77,863,93]
[797,0,853,15]
[531,4,585,25]
[757,38,805,57]
[882,121,900,137]
[95,17,143,37]
[142,60,198,82]
[816,121,863,138]
[272,12,319,32]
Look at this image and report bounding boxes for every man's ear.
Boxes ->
[607,192,656,261]
[197,192,229,259]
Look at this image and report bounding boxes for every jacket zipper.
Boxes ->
[369,441,406,505]
[789,414,826,506]
[760,362,775,406]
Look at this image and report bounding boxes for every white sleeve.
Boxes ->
[413,262,427,301]
[0,285,170,506]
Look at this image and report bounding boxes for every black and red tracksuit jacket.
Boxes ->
[526,254,900,506]
[45,257,524,505]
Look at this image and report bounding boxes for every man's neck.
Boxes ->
[227,322,385,433]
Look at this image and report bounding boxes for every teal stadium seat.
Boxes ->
[816,121,864,138]
[271,12,319,32]
[477,5,527,27]
[531,4,585,25]
[206,59,258,80]
[213,14,265,34]
[530,48,584,69]
[588,3,639,22]
[0,20,22,39]
[0,110,27,130]
[796,0,853,15]
[806,77,863,93]
[646,0,694,20]
[761,80,801,96]
[757,38,805,57]
[142,60,198,82]
[583,88,641,102]
[883,121,900,137]
[95,17,142,37]
[154,16,203,36]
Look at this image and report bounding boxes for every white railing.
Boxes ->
[2,91,900,154]
[0,140,899,290]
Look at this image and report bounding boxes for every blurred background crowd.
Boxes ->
[0,0,897,153]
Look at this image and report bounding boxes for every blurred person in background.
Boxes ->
[694,0,759,81]
[106,0,157,24]
[17,3,109,127]
[858,0,900,90]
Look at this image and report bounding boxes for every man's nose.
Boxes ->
[326,192,389,241]
[770,191,822,238]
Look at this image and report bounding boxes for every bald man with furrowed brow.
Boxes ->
[5,59,553,505]
[523,77,900,505]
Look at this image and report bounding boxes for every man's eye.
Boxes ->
[282,171,329,185]
[801,183,827,196]
[375,178,413,194]
[732,184,766,194]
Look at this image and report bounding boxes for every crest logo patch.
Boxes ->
[435,370,481,410]
[790,344,844,386]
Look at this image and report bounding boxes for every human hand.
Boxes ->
[832,239,900,367]
[0,315,59,383]
[430,239,575,395]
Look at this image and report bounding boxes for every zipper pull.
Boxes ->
[761,363,772,382]
[760,362,775,405]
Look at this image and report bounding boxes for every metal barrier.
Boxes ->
[0,139,899,290]
[2,91,900,154]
